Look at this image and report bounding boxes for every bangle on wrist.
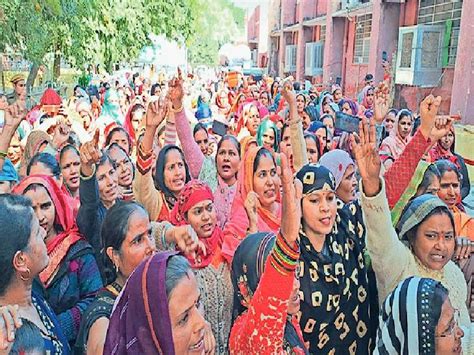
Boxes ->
[80,164,96,180]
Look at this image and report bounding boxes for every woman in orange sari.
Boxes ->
[435,159,474,240]
[222,146,281,262]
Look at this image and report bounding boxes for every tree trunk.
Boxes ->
[53,52,61,80]
[0,54,4,92]
[26,63,40,93]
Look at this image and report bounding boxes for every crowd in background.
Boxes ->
[0,63,473,354]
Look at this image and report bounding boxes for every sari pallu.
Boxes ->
[222,146,281,263]
[380,110,413,161]
[104,252,177,354]
[13,175,83,287]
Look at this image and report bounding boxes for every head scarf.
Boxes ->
[361,85,374,110]
[170,180,223,269]
[236,147,281,231]
[240,136,257,157]
[231,232,308,353]
[295,164,336,196]
[395,194,452,241]
[256,119,280,152]
[429,125,457,163]
[375,277,448,354]
[155,145,191,209]
[295,163,371,353]
[338,98,359,116]
[13,175,83,286]
[303,104,319,122]
[20,130,52,178]
[40,88,62,106]
[104,252,178,354]
[0,159,19,182]
[123,103,145,143]
[306,120,325,134]
[100,89,124,125]
[319,150,354,190]
[380,109,413,160]
[195,94,212,121]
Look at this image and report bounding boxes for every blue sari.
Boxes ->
[32,291,70,354]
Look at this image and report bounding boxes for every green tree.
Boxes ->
[187,0,244,66]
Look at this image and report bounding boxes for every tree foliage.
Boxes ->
[0,0,244,77]
[187,0,244,66]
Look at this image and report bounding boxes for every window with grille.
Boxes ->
[320,25,326,42]
[418,0,463,66]
[353,14,372,64]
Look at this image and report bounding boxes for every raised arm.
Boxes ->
[352,118,410,297]
[133,98,168,220]
[384,95,448,209]
[230,153,302,353]
[281,81,308,171]
[0,104,23,171]
[168,69,205,178]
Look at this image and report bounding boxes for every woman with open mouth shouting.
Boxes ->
[230,152,308,354]
[295,163,372,354]
[133,92,191,223]
[168,70,241,229]
[154,179,231,353]
[354,118,471,349]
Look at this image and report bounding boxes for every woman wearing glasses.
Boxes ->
[376,277,464,354]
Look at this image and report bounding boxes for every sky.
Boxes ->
[231,0,268,11]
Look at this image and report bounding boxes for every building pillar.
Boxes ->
[450,0,474,125]
[296,25,305,81]
[368,0,401,83]
[278,34,285,78]
[323,14,345,87]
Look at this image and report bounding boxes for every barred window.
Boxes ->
[320,25,326,42]
[418,0,463,66]
[353,14,372,64]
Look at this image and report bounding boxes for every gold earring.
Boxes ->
[20,268,31,282]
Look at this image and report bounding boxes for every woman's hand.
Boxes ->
[429,115,453,142]
[244,191,260,234]
[419,94,442,139]
[0,305,22,351]
[279,152,302,246]
[453,237,473,261]
[145,95,168,129]
[79,129,101,177]
[351,117,381,197]
[167,225,207,263]
[280,80,296,107]
[373,83,389,124]
[168,68,185,110]
[203,321,216,355]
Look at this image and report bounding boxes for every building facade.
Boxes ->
[247,0,474,124]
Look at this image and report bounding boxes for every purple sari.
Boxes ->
[103,252,178,354]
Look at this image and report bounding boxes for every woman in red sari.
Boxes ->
[222,146,281,262]
[14,175,102,343]
[229,152,307,354]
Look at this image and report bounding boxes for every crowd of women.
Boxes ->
[0,66,473,354]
